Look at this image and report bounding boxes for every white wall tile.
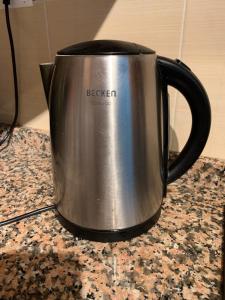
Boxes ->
[172,0,225,159]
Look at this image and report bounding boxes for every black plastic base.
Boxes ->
[57,208,161,242]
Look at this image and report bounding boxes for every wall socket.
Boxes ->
[0,0,33,9]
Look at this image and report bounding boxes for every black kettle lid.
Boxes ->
[57,40,155,55]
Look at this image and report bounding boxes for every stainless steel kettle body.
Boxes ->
[40,40,211,242]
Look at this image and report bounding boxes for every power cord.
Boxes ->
[0,204,56,227]
[0,0,19,148]
[0,1,57,228]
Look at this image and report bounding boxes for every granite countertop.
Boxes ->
[0,127,224,300]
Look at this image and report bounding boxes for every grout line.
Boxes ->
[43,0,52,61]
[170,0,187,149]
[178,0,187,60]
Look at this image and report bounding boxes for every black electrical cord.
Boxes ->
[0,0,19,148]
[0,1,56,229]
[0,204,56,227]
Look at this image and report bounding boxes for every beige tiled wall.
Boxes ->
[0,0,224,158]
[172,0,225,159]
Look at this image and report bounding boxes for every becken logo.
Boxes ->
[87,89,117,98]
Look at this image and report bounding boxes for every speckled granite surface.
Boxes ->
[0,127,224,300]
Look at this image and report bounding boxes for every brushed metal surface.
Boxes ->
[49,54,164,230]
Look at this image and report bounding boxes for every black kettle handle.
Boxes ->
[157,56,211,184]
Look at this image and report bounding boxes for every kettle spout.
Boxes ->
[40,63,55,107]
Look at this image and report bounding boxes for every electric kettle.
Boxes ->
[40,40,211,242]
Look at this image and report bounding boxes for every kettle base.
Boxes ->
[57,208,161,242]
